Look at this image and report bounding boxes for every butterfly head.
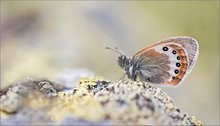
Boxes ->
[118,55,138,80]
[105,47,139,81]
[117,55,130,70]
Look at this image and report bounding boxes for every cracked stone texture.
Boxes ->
[0,77,203,125]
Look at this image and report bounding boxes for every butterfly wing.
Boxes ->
[132,36,198,86]
[158,36,199,73]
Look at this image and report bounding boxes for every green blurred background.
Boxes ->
[1,1,219,125]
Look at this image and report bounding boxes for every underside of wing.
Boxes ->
[135,36,199,73]
[133,39,190,86]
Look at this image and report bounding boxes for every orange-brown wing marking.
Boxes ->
[134,43,162,58]
[165,44,188,86]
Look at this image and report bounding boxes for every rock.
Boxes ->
[0,77,203,125]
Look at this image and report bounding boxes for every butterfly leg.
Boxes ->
[117,72,126,83]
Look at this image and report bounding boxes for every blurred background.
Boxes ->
[1,1,219,125]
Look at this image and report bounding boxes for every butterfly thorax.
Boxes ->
[118,55,139,81]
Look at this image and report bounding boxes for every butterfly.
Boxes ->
[106,36,199,86]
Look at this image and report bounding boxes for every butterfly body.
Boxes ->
[107,36,199,86]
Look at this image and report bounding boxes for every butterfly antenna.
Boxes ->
[105,47,125,55]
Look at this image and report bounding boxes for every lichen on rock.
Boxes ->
[0,77,203,125]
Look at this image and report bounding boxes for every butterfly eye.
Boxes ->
[172,76,175,80]
[126,60,129,65]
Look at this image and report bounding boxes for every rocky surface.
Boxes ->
[0,77,203,125]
